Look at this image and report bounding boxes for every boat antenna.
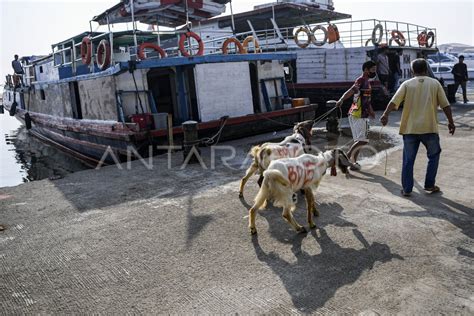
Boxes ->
[156,16,161,46]
[184,0,190,30]
[230,0,236,35]
[131,0,138,58]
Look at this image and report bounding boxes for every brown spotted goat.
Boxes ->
[248,149,352,235]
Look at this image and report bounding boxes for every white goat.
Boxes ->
[248,149,352,235]
[239,120,313,197]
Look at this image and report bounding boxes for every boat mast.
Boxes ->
[107,13,114,67]
[156,16,161,46]
[131,0,138,58]
[230,0,236,35]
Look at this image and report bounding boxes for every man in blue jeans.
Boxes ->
[380,59,455,196]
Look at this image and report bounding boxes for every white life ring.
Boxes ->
[294,27,312,49]
[96,39,111,70]
[371,24,384,45]
[311,25,328,47]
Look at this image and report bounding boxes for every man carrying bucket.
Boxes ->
[336,60,377,170]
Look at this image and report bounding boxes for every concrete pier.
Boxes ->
[1,104,473,314]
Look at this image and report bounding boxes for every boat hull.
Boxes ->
[3,104,317,166]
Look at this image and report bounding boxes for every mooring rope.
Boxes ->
[197,116,229,146]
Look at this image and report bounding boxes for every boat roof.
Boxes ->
[52,32,103,48]
[199,2,351,32]
[51,30,176,49]
[93,0,231,27]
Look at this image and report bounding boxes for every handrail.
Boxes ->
[42,18,438,74]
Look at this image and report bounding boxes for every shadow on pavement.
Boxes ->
[352,171,474,240]
[251,228,403,313]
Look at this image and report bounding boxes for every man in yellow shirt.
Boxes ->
[380,59,455,196]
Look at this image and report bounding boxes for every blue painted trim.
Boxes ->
[124,52,297,69]
[31,52,296,86]
[147,91,158,114]
[260,80,272,112]
[280,78,289,98]
[33,64,123,86]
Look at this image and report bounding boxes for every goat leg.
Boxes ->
[239,163,259,197]
[282,207,307,233]
[304,188,317,229]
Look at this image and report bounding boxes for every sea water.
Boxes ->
[0,114,89,188]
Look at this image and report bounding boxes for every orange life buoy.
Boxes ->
[426,31,435,48]
[327,24,340,44]
[96,39,111,70]
[221,38,245,54]
[294,27,311,48]
[311,25,328,46]
[138,42,167,60]
[242,36,261,53]
[390,30,406,47]
[179,32,204,57]
[417,31,428,47]
[81,37,92,65]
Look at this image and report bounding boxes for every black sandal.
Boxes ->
[401,189,411,197]
[424,185,440,193]
[350,163,361,171]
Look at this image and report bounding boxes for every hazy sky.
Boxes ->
[1,0,473,81]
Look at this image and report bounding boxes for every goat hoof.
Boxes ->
[297,227,307,234]
[312,208,320,217]
[309,223,317,229]
[238,192,243,198]
[250,227,257,235]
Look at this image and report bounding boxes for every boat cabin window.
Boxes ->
[40,89,46,100]
[439,67,450,72]
[39,66,43,73]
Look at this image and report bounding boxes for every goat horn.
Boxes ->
[337,149,353,167]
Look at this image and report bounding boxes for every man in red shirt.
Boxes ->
[336,60,376,169]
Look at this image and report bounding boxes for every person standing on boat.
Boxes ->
[451,55,469,104]
[380,59,455,197]
[12,55,24,75]
[11,54,24,86]
[336,60,377,170]
[388,50,402,93]
[376,47,390,91]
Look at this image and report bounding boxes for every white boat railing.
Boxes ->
[157,19,438,58]
[44,18,438,74]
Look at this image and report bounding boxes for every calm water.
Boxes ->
[0,114,89,188]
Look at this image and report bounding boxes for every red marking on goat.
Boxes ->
[288,166,306,185]
[288,166,298,184]
[277,147,290,157]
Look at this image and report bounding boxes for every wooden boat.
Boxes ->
[1,0,439,165]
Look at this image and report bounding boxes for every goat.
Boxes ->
[248,149,352,235]
[239,120,314,198]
